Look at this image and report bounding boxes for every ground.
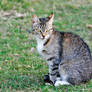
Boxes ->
[0,0,92,92]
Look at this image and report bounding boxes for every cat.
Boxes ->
[31,13,92,87]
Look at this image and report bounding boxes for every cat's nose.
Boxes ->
[43,33,47,37]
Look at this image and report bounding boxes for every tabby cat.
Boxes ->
[31,13,92,87]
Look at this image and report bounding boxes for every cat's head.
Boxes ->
[32,13,54,40]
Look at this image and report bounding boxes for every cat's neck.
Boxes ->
[36,35,50,45]
[36,36,50,55]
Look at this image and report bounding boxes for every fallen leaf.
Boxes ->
[14,53,19,57]
[86,24,92,28]
[0,10,13,17]
[31,8,35,12]
[30,47,35,53]
[15,13,27,19]
[0,10,28,20]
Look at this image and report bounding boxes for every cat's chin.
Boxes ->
[45,35,50,39]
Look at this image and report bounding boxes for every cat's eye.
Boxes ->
[37,30,41,32]
[45,30,48,32]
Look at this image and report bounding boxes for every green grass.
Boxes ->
[0,0,92,91]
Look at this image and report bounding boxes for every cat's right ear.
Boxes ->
[32,14,39,23]
[47,13,54,26]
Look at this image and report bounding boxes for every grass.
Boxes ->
[0,0,92,91]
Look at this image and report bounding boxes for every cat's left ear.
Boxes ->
[47,13,54,25]
[32,14,40,23]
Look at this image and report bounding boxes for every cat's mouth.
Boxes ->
[40,35,45,39]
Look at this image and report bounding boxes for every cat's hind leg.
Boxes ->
[55,80,70,87]
[54,63,71,87]
[54,77,70,87]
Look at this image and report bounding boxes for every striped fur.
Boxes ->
[32,13,92,86]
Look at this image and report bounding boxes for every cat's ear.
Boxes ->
[32,14,39,23]
[47,13,54,25]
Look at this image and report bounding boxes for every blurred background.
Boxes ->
[0,0,92,91]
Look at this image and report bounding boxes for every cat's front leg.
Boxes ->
[44,74,53,85]
[48,60,60,84]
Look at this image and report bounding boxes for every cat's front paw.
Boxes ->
[44,74,53,85]
[54,80,70,87]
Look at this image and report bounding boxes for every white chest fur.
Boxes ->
[37,39,44,55]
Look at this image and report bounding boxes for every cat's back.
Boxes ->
[50,30,91,60]
[58,32,92,84]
